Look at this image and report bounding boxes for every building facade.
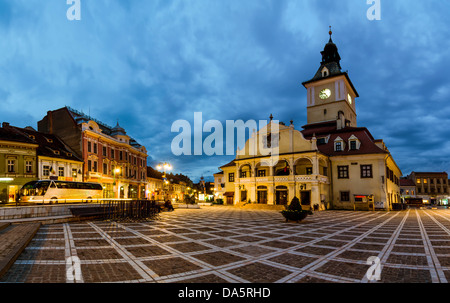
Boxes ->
[10,126,83,182]
[0,123,38,203]
[38,107,148,199]
[213,171,225,201]
[400,178,417,203]
[216,31,402,211]
[405,172,449,205]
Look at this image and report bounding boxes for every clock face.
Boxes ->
[347,94,352,104]
[319,89,331,100]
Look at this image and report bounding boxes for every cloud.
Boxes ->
[0,0,449,181]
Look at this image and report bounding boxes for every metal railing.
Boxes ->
[70,200,162,221]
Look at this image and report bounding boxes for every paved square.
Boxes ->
[1,207,449,283]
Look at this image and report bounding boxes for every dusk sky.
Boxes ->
[0,0,449,182]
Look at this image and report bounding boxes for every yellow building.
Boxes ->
[217,30,402,211]
[0,123,38,203]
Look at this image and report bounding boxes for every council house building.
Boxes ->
[217,30,402,211]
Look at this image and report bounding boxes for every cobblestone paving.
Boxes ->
[1,207,449,283]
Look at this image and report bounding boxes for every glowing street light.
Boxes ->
[157,162,172,201]
[113,167,122,198]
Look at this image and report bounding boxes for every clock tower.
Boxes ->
[302,28,359,129]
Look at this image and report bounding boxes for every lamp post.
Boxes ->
[113,167,121,199]
[157,162,172,201]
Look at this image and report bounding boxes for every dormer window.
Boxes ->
[317,138,327,145]
[45,137,53,143]
[334,136,345,152]
[348,135,361,151]
[322,67,329,77]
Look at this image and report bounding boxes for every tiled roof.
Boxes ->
[302,125,387,156]
[0,125,37,145]
[400,179,416,187]
[147,166,163,179]
[411,172,448,176]
[9,126,83,162]
[65,106,143,148]
[220,160,236,169]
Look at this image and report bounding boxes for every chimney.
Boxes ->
[2,122,10,128]
[48,111,53,134]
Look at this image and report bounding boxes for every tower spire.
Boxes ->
[329,26,333,42]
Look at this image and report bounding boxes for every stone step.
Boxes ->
[0,223,41,279]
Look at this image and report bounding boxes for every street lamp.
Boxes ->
[113,167,121,199]
[157,162,172,201]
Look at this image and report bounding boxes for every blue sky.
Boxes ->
[0,0,449,182]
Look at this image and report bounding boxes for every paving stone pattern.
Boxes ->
[1,208,449,283]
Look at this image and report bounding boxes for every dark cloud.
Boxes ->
[0,0,449,182]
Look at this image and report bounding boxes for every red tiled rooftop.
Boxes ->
[400,179,416,187]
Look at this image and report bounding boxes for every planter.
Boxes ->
[281,210,308,223]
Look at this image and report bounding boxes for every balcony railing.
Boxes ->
[237,175,329,184]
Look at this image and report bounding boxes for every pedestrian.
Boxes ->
[165,200,174,211]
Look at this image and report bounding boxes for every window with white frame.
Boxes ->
[43,165,50,176]
[348,135,361,151]
[25,161,33,173]
[334,137,345,152]
[7,159,16,173]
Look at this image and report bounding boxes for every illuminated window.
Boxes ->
[25,161,33,173]
[424,179,428,184]
[58,167,65,177]
[416,178,421,184]
[338,166,349,179]
[7,160,16,173]
[229,173,235,182]
[361,165,373,178]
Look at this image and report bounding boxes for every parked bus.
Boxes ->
[19,180,103,204]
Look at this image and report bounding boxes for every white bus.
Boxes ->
[19,180,103,204]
